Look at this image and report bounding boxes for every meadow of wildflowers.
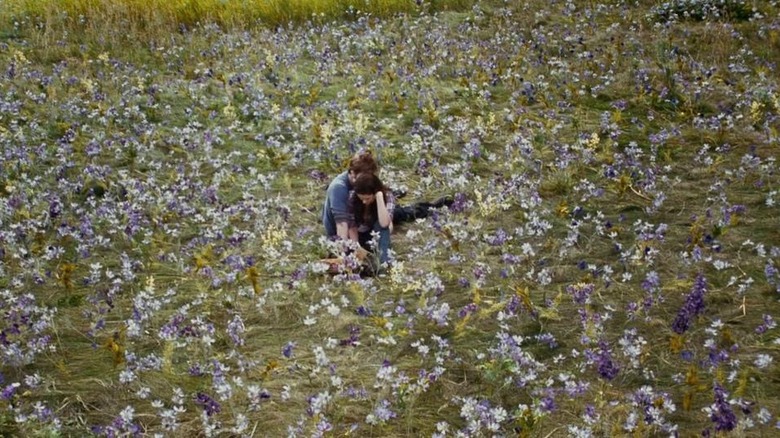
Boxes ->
[1,0,780,436]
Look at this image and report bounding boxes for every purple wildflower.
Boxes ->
[282,342,296,358]
[48,197,63,219]
[355,306,372,316]
[641,271,661,292]
[486,228,509,246]
[671,274,707,335]
[568,283,595,305]
[611,99,628,110]
[584,404,598,424]
[756,314,776,334]
[226,314,245,347]
[367,399,397,424]
[535,333,558,349]
[188,365,204,377]
[307,169,328,183]
[539,395,556,412]
[458,303,478,318]
[709,384,737,432]
[765,262,780,293]
[449,192,468,213]
[596,340,620,380]
[339,325,360,347]
[195,392,221,416]
[1,383,19,400]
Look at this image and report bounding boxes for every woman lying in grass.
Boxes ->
[348,173,395,271]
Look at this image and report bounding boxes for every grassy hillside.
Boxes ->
[1,0,469,48]
[0,0,779,436]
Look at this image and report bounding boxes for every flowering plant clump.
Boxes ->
[0,0,779,436]
[672,274,708,334]
[651,0,753,22]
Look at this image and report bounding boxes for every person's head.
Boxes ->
[353,173,385,205]
[353,173,389,225]
[347,151,379,184]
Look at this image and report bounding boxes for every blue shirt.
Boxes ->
[322,171,351,237]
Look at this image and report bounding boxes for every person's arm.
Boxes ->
[327,177,352,239]
[336,221,350,240]
[343,192,359,242]
[375,191,392,228]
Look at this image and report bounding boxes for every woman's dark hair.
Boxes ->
[353,173,390,226]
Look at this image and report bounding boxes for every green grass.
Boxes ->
[1,0,780,436]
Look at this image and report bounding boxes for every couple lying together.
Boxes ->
[321,151,451,275]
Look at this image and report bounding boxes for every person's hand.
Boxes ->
[375,191,384,202]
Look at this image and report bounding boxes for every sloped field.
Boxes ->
[1,1,779,436]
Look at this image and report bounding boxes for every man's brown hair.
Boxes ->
[347,151,379,176]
